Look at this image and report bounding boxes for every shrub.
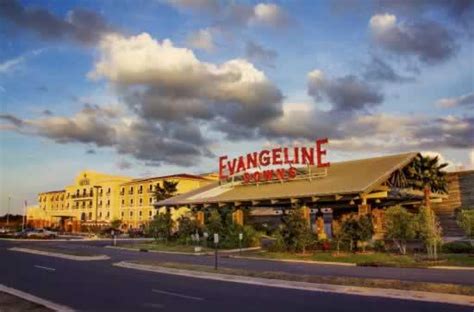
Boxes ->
[457,209,474,238]
[441,241,474,254]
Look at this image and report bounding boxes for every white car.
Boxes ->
[26,229,57,239]
[0,227,12,234]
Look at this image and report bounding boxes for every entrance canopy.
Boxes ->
[157,152,445,210]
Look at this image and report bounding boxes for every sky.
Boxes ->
[0,0,473,214]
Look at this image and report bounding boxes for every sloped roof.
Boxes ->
[122,173,210,185]
[157,152,418,207]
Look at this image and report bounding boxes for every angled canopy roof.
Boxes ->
[157,152,419,208]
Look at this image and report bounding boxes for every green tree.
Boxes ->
[417,206,442,260]
[110,219,122,230]
[331,220,345,254]
[457,208,474,239]
[340,214,374,252]
[281,209,315,253]
[205,209,223,236]
[154,180,179,202]
[147,212,174,243]
[384,206,417,255]
[177,215,200,244]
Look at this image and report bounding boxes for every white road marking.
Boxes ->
[34,265,56,271]
[152,289,204,301]
[0,284,74,312]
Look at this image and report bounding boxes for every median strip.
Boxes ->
[9,247,110,261]
[114,261,474,307]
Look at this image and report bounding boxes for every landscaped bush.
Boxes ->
[457,208,474,238]
[441,241,474,254]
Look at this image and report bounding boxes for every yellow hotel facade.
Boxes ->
[26,170,215,232]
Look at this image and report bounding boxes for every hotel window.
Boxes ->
[139,211,142,217]
[107,188,111,195]
[99,212,102,218]
[88,212,92,220]
[83,189,86,196]
[107,200,110,207]
[149,211,153,219]
[120,188,124,195]
[99,200,102,206]
[139,198,143,206]
[138,185,143,194]
[149,198,153,204]
[149,184,153,192]
[130,211,133,217]
[121,199,125,206]
[121,211,124,217]
[130,199,133,205]
[129,187,134,195]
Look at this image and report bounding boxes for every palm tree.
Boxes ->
[154,180,179,202]
[405,154,448,208]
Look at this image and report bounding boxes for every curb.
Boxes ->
[430,266,474,271]
[114,261,474,307]
[9,247,110,261]
[0,284,74,312]
[105,245,207,256]
[106,245,260,256]
[228,255,356,266]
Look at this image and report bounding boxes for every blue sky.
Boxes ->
[0,0,473,214]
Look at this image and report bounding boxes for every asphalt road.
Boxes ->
[0,240,471,312]
[6,239,474,286]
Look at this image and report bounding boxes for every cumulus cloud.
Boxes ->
[362,56,415,83]
[369,13,456,64]
[186,28,214,52]
[0,105,214,167]
[245,40,277,67]
[90,33,283,133]
[436,93,474,109]
[307,70,383,111]
[0,0,114,45]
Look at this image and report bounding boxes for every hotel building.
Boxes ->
[26,170,214,231]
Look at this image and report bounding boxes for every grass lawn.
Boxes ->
[120,242,212,253]
[129,260,474,296]
[243,251,474,268]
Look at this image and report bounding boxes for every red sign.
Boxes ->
[219,138,330,184]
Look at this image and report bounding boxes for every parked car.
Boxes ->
[13,229,32,238]
[100,227,123,238]
[0,227,13,234]
[26,229,57,239]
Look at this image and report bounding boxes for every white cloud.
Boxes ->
[252,3,287,27]
[369,14,396,33]
[186,28,215,52]
[89,33,281,112]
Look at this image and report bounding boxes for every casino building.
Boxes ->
[26,171,215,232]
[156,151,472,239]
